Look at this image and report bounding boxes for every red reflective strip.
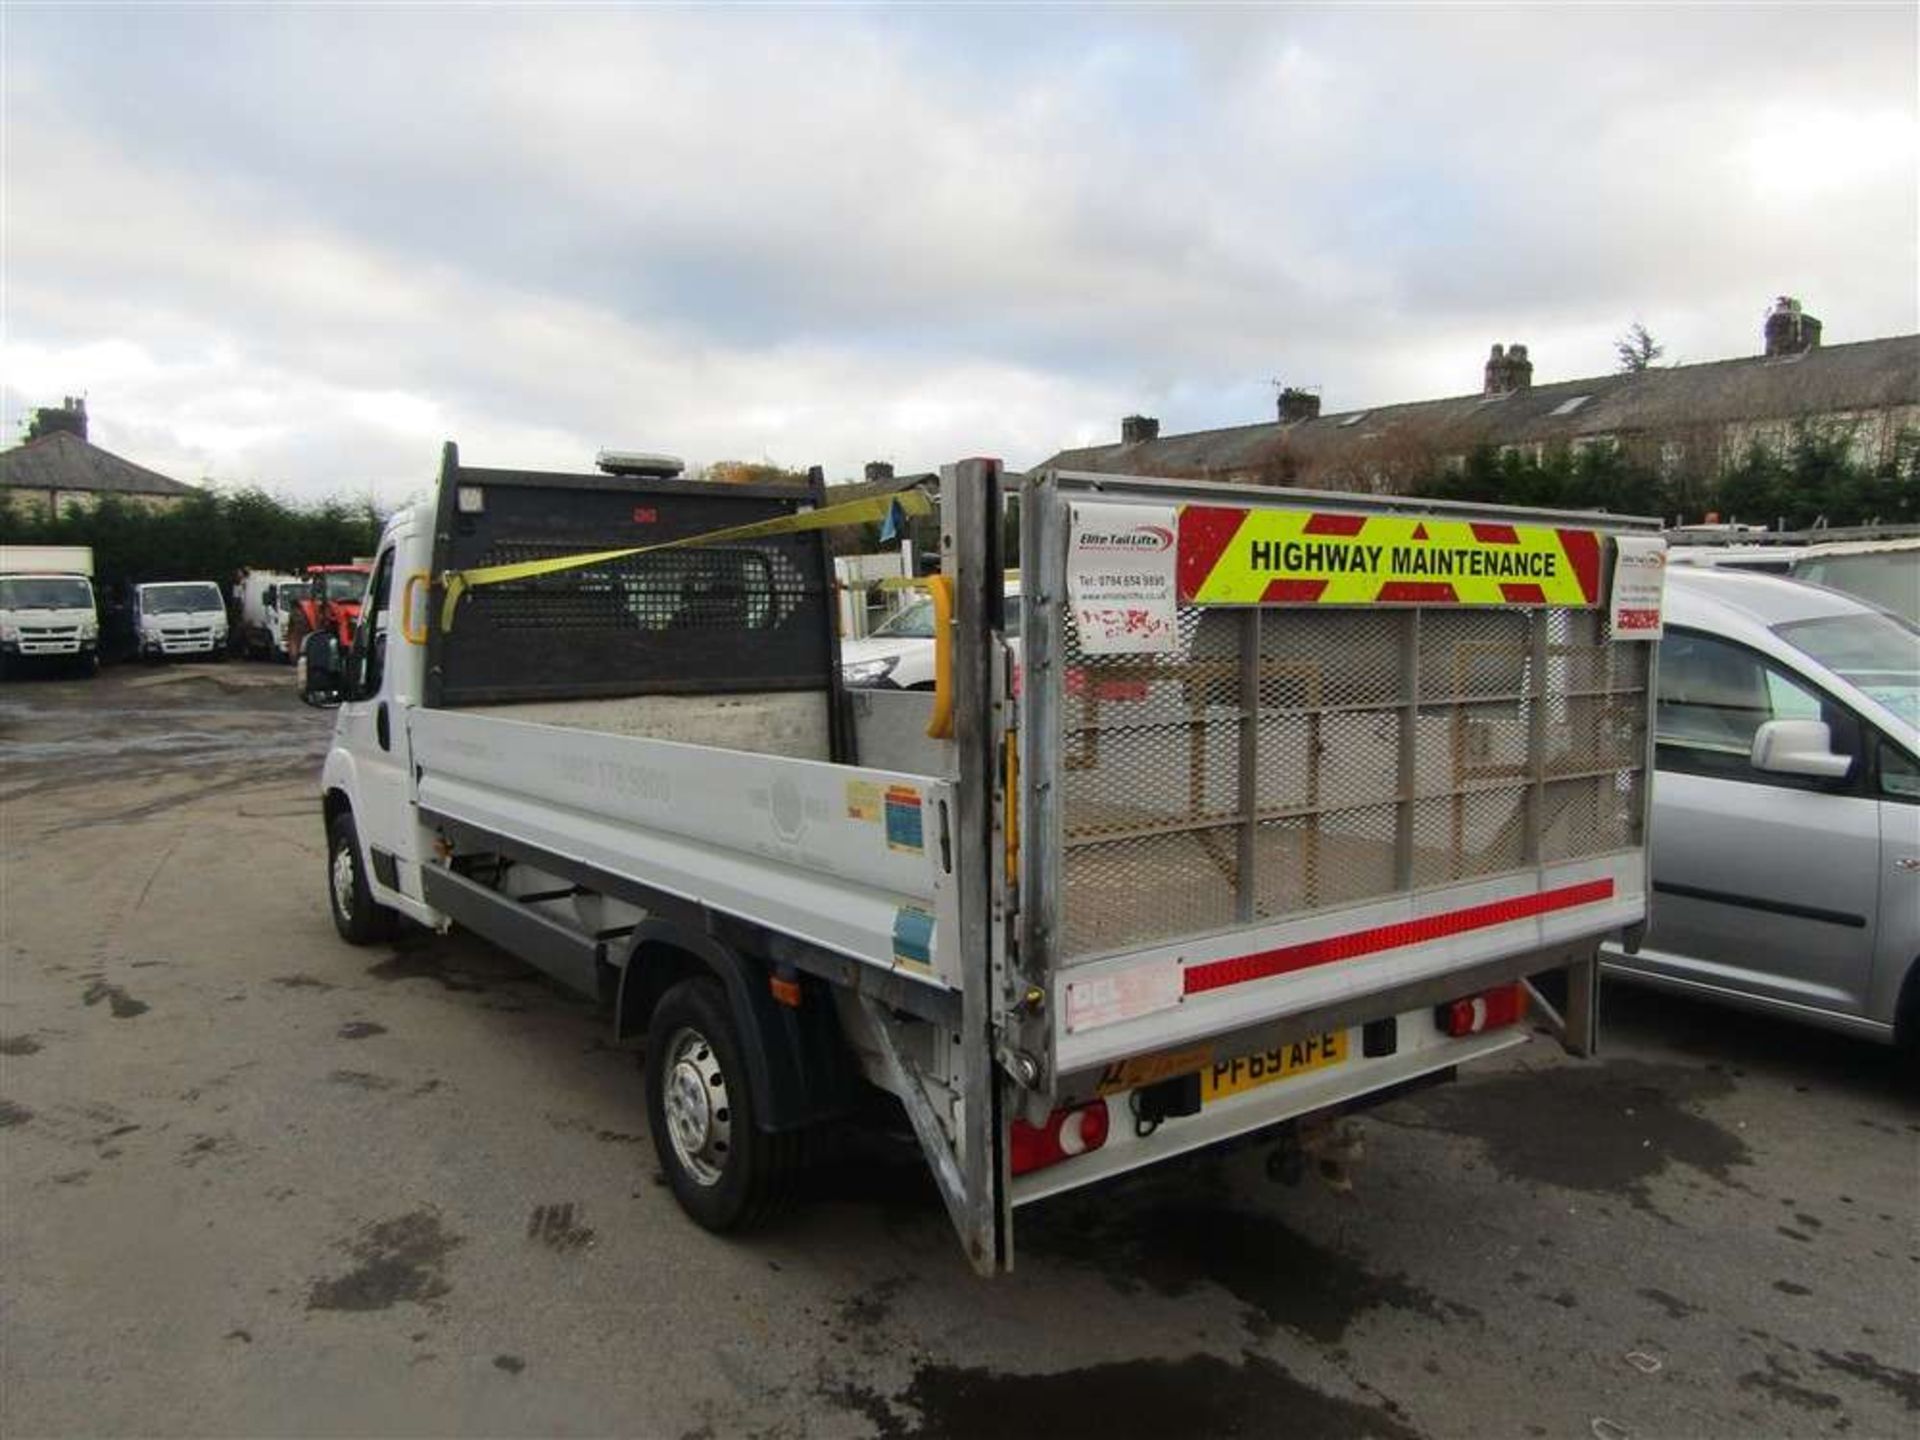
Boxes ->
[1261,577,1329,603]
[1303,512,1367,537]
[1471,523,1520,545]
[1501,582,1547,604]
[1377,580,1458,603]
[1558,528,1602,602]
[1177,506,1248,600]
[1183,878,1616,995]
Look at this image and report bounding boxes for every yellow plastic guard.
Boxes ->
[925,574,954,740]
[400,572,430,645]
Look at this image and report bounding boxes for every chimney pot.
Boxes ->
[863,460,895,483]
[1121,414,1160,444]
[1484,342,1533,395]
[29,397,87,442]
[1764,296,1822,357]
[1276,388,1321,423]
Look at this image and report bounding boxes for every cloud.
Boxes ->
[4,6,1914,501]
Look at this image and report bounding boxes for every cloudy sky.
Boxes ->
[5,5,1916,505]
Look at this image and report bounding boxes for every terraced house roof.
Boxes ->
[1040,333,1920,489]
[0,430,199,499]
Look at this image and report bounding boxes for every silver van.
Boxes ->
[1602,567,1920,1059]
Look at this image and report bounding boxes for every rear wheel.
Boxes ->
[645,977,803,1232]
[327,810,399,944]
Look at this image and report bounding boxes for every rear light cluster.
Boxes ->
[1009,1100,1110,1176]
[1438,982,1529,1037]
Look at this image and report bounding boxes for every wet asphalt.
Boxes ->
[0,666,1915,1439]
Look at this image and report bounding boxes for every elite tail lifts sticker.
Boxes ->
[1178,505,1604,608]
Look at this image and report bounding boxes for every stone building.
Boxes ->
[0,400,199,516]
[1040,299,1920,496]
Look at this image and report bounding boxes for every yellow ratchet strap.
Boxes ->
[437,489,932,632]
[925,574,955,740]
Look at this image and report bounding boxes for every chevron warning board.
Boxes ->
[1176,505,1604,607]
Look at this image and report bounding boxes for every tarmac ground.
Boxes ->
[2,665,1915,1438]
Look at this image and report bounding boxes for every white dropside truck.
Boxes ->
[310,446,1662,1273]
[0,544,100,675]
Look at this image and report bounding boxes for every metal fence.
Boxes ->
[1056,602,1648,960]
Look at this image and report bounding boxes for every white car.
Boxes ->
[841,587,1023,690]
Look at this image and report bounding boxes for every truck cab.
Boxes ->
[132,581,229,661]
[0,567,99,675]
[235,571,307,660]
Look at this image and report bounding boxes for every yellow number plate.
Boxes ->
[1201,1030,1348,1102]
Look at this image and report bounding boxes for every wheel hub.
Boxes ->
[331,845,356,918]
[661,1027,730,1187]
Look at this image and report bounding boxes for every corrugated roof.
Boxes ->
[0,431,198,498]
[1040,334,1920,483]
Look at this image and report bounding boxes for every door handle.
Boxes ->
[377,701,391,752]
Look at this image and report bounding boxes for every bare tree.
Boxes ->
[1614,322,1664,373]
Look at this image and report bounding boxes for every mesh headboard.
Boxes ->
[423,445,835,708]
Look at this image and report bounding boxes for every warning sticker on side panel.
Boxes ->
[892,906,935,974]
[884,784,925,853]
[845,779,882,823]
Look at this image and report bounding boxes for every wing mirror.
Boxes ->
[1750,718,1851,779]
[301,631,344,707]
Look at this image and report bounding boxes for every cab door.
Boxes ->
[1642,628,1881,1017]
[336,540,418,909]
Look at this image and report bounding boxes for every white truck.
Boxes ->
[235,571,306,660]
[131,580,229,660]
[0,544,100,675]
[307,445,1662,1273]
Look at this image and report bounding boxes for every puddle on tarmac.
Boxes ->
[825,1352,1420,1440]
[1389,1058,1750,1211]
[1024,1195,1473,1343]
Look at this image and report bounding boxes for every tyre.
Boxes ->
[645,977,803,1232]
[72,651,99,678]
[1894,964,1920,1088]
[326,810,399,945]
